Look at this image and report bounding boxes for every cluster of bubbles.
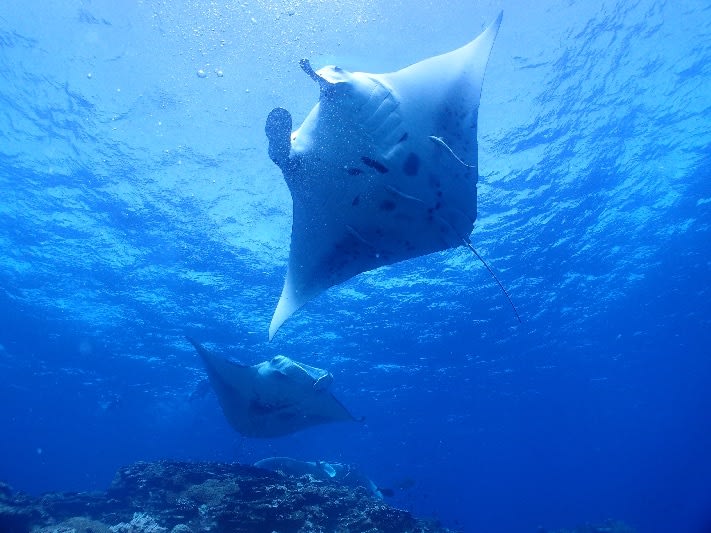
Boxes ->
[197,67,224,78]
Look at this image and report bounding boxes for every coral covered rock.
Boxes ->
[0,460,454,533]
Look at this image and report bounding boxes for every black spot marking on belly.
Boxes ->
[398,132,409,143]
[380,199,396,211]
[403,152,420,176]
[361,156,389,174]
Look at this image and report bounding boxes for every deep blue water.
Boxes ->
[1,1,711,532]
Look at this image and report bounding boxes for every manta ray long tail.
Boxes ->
[463,239,522,323]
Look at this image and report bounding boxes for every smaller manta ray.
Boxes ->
[266,12,515,340]
[253,456,389,499]
[186,337,360,438]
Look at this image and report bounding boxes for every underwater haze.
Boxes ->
[1,1,711,532]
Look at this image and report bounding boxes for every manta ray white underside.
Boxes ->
[266,12,503,339]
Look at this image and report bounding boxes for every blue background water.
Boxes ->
[1,1,710,532]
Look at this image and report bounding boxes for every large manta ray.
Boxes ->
[186,338,359,437]
[266,12,505,339]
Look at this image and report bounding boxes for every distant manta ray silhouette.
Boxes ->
[265,11,518,340]
[186,337,360,438]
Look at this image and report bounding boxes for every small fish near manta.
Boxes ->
[266,11,517,340]
[186,337,361,437]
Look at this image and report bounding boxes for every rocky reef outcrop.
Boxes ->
[0,460,455,533]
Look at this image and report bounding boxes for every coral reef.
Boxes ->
[0,461,454,533]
